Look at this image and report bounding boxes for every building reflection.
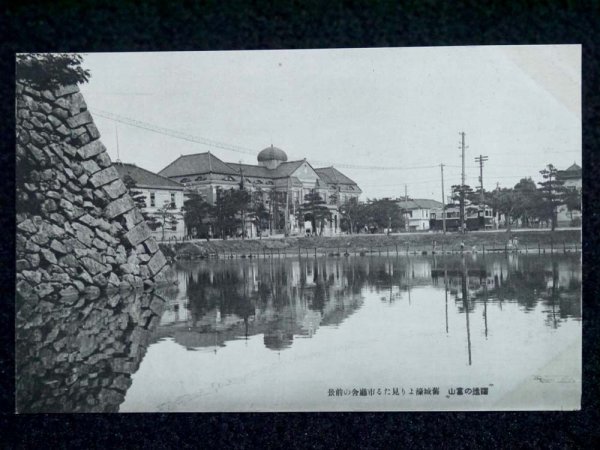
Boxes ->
[157,253,581,355]
[155,258,366,352]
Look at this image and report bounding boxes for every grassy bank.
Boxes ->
[161,229,581,259]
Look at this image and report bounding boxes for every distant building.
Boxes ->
[158,146,361,236]
[114,162,186,240]
[557,163,582,227]
[557,163,582,190]
[396,199,443,231]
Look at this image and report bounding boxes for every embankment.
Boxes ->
[164,229,581,259]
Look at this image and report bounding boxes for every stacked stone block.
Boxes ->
[16,81,172,301]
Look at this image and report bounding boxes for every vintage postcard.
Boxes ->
[15,46,581,412]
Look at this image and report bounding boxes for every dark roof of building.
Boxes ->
[158,152,238,178]
[257,145,288,162]
[314,167,359,186]
[396,198,443,210]
[158,151,362,191]
[115,163,184,190]
[558,163,582,180]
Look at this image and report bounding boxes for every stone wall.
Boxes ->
[15,81,172,301]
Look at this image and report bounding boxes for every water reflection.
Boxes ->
[16,289,170,413]
[16,253,581,413]
[158,254,580,357]
[155,258,365,352]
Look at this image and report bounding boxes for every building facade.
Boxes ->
[158,146,362,237]
[557,163,582,227]
[396,199,443,231]
[115,162,186,240]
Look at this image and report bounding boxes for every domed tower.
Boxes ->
[257,145,288,170]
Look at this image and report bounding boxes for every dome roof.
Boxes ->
[257,145,288,162]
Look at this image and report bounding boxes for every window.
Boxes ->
[150,192,155,207]
[171,193,176,207]
[266,181,274,185]
[255,180,263,185]
[180,178,190,183]
[195,176,205,181]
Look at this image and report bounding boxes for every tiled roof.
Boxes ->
[314,167,359,186]
[158,152,362,193]
[558,163,582,180]
[115,163,184,190]
[565,163,581,172]
[158,152,238,177]
[396,198,443,210]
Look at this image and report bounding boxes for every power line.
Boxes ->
[92,108,446,171]
[92,108,258,156]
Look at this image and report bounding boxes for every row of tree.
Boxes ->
[180,185,406,239]
[450,164,581,231]
[128,163,580,240]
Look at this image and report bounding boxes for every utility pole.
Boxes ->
[440,163,446,234]
[115,125,121,163]
[404,184,408,202]
[285,176,290,236]
[474,154,489,209]
[239,163,246,240]
[459,132,467,234]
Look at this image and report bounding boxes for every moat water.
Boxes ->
[16,253,581,412]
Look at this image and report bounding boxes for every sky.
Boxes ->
[79,45,581,200]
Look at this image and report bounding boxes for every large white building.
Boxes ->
[158,146,362,237]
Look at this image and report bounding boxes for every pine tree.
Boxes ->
[298,190,331,236]
[538,164,566,231]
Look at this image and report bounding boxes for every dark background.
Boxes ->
[1,0,599,447]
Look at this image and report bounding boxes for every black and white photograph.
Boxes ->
[15,46,581,413]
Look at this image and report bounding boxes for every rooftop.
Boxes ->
[158,152,238,178]
[396,198,443,210]
[314,166,360,187]
[557,162,582,180]
[115,162,184,190]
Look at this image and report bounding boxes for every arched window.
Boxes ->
[180,177,190,183]
[195,176,205,181]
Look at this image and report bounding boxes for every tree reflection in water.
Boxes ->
[16,253,580,413]
[161,254,580,354]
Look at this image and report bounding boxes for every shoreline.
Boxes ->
[161,229,581,260]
